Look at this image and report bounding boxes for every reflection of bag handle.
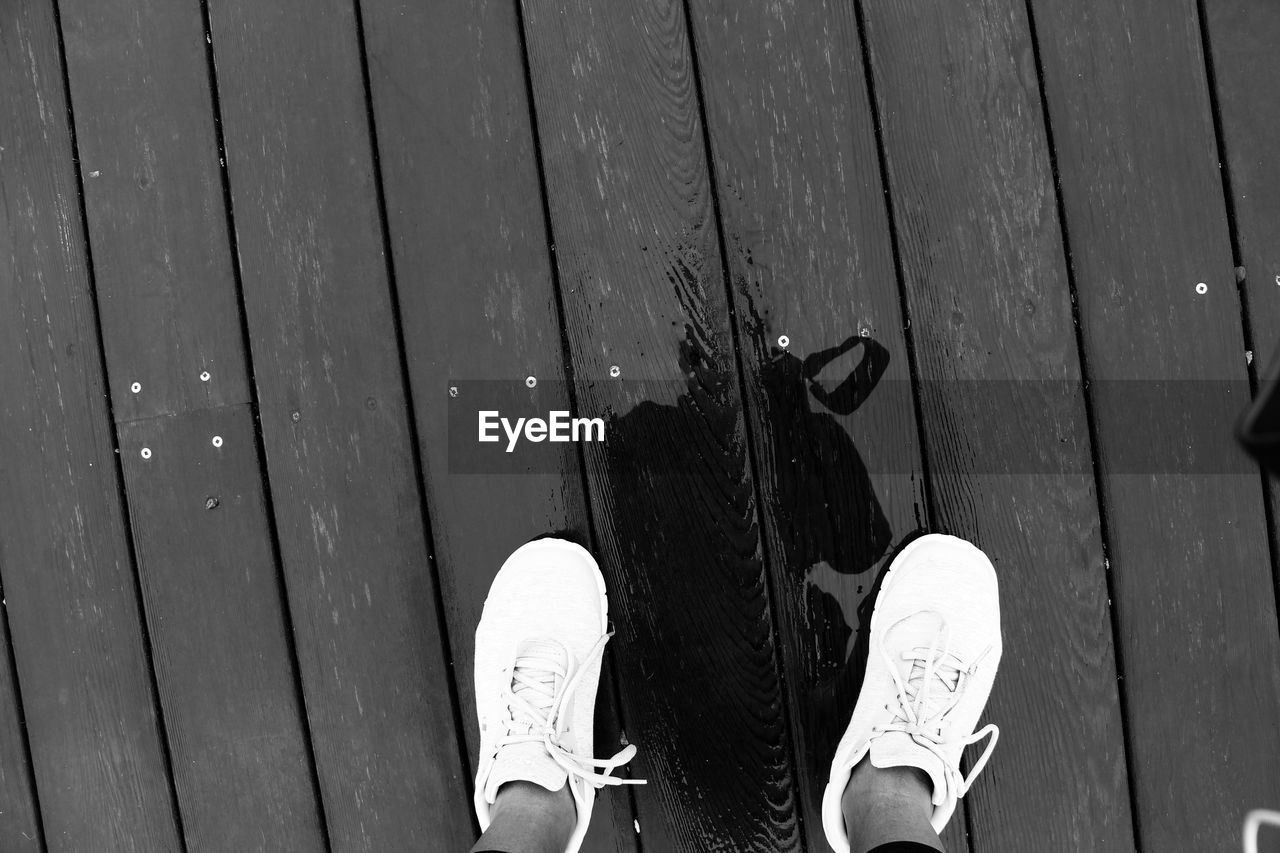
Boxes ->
[801,336,890,415]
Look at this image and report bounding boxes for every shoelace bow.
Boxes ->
[873,612,999,797]
[500,633,645,789]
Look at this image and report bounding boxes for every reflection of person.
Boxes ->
[759,334,895,592]
[466,533,1002,853]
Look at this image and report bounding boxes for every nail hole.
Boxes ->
[290,411,301,422]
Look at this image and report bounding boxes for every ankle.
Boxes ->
[476,781,576,853]
[843,758,934,822]
[841,757,942,853]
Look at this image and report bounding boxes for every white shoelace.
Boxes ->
[499,633,645,789]
[872,612,999,797]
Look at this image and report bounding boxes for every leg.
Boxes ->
[469,538,642,853]
[821,534,1004,853]
[841,759,942,853]
[469,781,575,853]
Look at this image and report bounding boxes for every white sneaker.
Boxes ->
[821,534,1002,851]
[1245,809,1280,853]
[473,538,642,853]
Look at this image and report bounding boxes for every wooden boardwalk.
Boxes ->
[2,0,1278,850]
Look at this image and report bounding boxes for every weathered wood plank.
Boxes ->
[58,1,327,847]
[0,615,40,850]
[858,1,1135,849]
[1202,0,1280,648]
[1202,0,1280,375]
[203,0,472,848]
[116,408,326,851]
[1028,1,1280,849]
[57,2,249,422]
[519,0,801,848]
[682,3,971,850]
[357,0,637,849]
[0,1,182,848]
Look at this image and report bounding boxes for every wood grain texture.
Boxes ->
[1201,0,1280,375]
[519,0,800,848]
[859,1,1135,849]
[117,408,325,851]
[1028,0,1280,849]
[57,2,327,847]
[204,0,472,848]
[0,614,41,849]
[0,2,182,849]
[1202,0,1280,655]
[357,0,637,849]
[57,0,250,421]
[682,3,971,851]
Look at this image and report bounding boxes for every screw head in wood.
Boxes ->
[449,386,458,398]
[130,381,141,393]
[526,376,537,388]
[211,436,223,448]
[609,365,621,378]
[777,335,790,348]
[1195,282,1208,294]
[140,447,151,459]
[291,411,301,422]
[200,370,210,382]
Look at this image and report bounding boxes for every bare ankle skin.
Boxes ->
[841,758,944,853]
[470,781,575,853]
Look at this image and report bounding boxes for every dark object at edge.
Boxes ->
[1241,357,1280,476]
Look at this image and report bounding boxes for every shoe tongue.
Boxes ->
[484,639,572,804]
[869,733,947,806]
[512,639,567,711]
[906,656,959,719]
[893,613,959,720]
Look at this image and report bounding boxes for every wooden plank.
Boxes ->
[56,1,249,421]
[0,1,183,849]
[681,3,970,851]
[1026,1,1280,849]
[1202,0,1280,375]
[0,613,42,850]
[57,1,327,848]
[1202,0,1280,640]
[519,1,801,849]
[355,0,637,850]
[857,2,1136,850]
[203,0,473,848]
[116,408,326,851]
